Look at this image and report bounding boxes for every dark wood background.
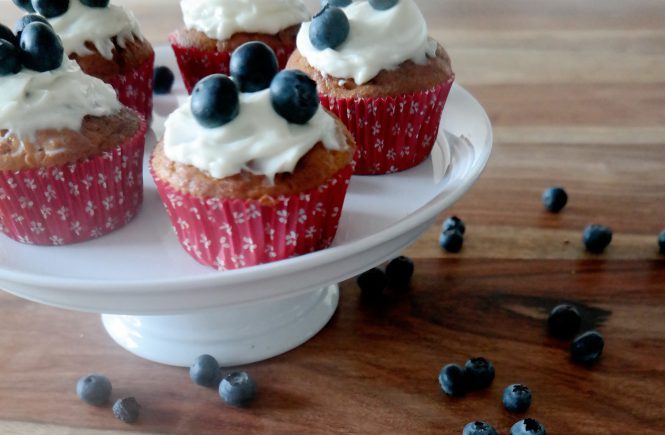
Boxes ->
[0,0,664,433]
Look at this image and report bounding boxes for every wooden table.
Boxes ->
[1,1,664,433]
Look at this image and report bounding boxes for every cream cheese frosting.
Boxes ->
[180,0,310,41]
[163,89,344,181]
[297,0,438,85]
[0,58,121,139]
[47,0,144,60]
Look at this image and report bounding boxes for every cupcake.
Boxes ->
[0,21,146,245]
[287,0,454,175]
[13,0,155,120]
[170,0,310,93]
[151,42,355,270]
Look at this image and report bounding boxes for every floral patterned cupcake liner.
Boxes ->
[320,78,454,175]
[107,52,155,121]
[169,33,296,94]
[151,163,353,270]
[0,116,147,246]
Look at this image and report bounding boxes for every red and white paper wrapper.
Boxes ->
[106,52,155,121]
[169,34,296,94]
[320,78,454,175]
[0,117,147,246]
[151,164,353,270]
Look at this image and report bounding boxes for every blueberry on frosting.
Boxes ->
[0,39,22,75]
[31,0,70,18]
[369,0,399,10]
[12,0,36,12]
[191,74,240,129]
[270,70,320,125]
[19,21,64,72]
[15,14,51,38]
[309,6,350,50]
[320,0,352,7]
[230,41,279,93]
[80,0,110,7]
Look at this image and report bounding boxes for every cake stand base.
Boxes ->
[101,285,339,367]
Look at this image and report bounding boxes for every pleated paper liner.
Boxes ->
[106,52,155,121]
[320,78,454,175]
[151,163,353,270]
[0,116,147,246]
[169,33,296,94]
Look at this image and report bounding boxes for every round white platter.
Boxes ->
[0,47,492,367]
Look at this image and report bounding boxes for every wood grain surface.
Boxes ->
[1,0,664,434]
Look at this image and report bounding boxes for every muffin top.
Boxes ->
[297,0,438,85]
[180,0,310,41]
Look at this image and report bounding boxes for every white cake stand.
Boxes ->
[0,48,492,367]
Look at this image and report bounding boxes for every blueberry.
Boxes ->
[309,6,350,50]
[219,372,257,407]
[12,0,35,12]
[80,0,109,7]
[547,304,581,339]
[443,216,466,235]
[439,229,464,253]
[320,0,351,7]
[31,0,69,18]
[76,374,112,406]
[357,267,388,298]
[190,354,221,387]
[571,330,604,365]
[438,364,466,396]
[463,421,498,435]
[385,256,414,287]
[464,357,495,390]
[502,384,532,413]
[582,224,613,254]
[19,22,63,72]
[191,74,240,128]
[112,397,140,424]
[270,70,320,125]
[0,39,22,75]
[0,24,18,47]
[15,14,51,38]
[369,0,399,10]
[542,187,568,213]
[153,65,175,95]
[658,230,665,255]
[510,419,546,435]
[230,41,278,93]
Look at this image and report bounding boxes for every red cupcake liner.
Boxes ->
[106,52,155,121]
[0,117,147,246]
[151,163,353,270]
[169,33,296,94]
[320,78,454,175]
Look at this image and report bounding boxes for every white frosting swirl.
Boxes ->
[47,0,144,60]
[180,0,310,41]
[0,59,121,138]
[297,0,438,84]
[164,89,344,181]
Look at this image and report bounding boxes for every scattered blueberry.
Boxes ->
[571,330,604,365]
[0,24,18,47]
[219,372,257,407]
[658,230,665,255]
[12,0,35,12]
[31,0,69,18]
[76,374,112,406]
[153,65,175,94]
[0,39,22,75]
[356,267,388,298]
[464,357,495,390]
[438,364,467,397]
[369,0,399,10]
[270,70,320,124]
[230,41,278,93]
[385,256,414,287]
[190,354,221,387]
[320,0,351,7]
[191,74,240,128]
[463,421,498,435]
[502,384,532,413]
[582,224,613,254]
[19,22,63,72]
[510,418,546,435]
[112,397,141,424]
[547,304,582,339]
[309,6,350,50]
[542,187,568,213]
[439,229,464,253]
[15,14,51,38]
[443,216,466,235]
[80,0,110,7]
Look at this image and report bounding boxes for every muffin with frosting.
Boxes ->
[170,0,310,93]
[13,0,155,120]
[287,0,454,175]
[0,19,147,245]
[151,42,355,270]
